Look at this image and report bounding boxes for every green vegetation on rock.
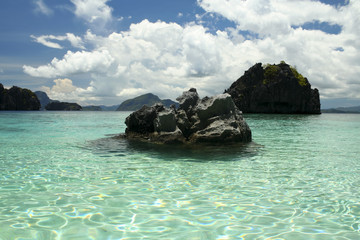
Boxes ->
[262,62,308,87]
[290,66,308,87]
[263,64,281,84]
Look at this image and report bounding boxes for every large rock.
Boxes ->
[123,88,252,144]
[225,62,321,114]
[0,84,40,110]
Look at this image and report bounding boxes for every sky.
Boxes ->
[0,0,359,108]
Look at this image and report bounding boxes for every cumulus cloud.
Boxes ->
[24,49,114,78]
[34,0,53,16]
[41,78,98,104]
[25,1,360,104]
[51,78,77,93]
[70,0,113,29]
[31,33,85,49]
[198,0,339,36]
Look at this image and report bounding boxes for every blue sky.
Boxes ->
[0,0,358,108]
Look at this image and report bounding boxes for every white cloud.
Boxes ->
[34,0,53,16]
[65,33,86,49]
[70,0,113,28]
[23,49,114,78]
[31,35,63,49]
[41,78,98,104]
[25,1,360,104]
[51,78,77,93]
[31,33,85,49]
[198,0,339,36]
[116,88,148,98]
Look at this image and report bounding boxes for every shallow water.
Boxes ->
[0,111,360,239]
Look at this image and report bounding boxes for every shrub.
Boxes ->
[290,66,308,87]
[263,64,281,84]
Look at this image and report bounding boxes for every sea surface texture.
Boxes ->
[0,111,359,239]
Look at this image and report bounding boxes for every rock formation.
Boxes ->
[123,88,252,144]
[45,101,82,111]
[34,91,51,110]
[225,62,321,114]
[0,83,40,110]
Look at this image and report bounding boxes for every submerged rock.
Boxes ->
[225,62,321,114]
[123,88,252,144]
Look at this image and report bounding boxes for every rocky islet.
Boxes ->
[225,62,321,114]
[122,88,252,144]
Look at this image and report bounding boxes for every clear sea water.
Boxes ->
[0,111,360,240]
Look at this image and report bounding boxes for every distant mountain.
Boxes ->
[322,105,360,113]
[99,105,119,111]
[116,93,178,111]
[34,91,51,110]
[82,105,102,111]
[35,91,85,111]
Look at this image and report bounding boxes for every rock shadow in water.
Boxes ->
[85,135,262,162]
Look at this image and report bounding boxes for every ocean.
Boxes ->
[0,111,359,239]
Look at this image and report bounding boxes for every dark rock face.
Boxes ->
[124,88,252,144]
[225,62,321,114]
[45,102,82,111]
[0,84,40,110]
[34,91,51,110]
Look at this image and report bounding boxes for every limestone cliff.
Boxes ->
[225,62,321,114]
[0,83,40,110]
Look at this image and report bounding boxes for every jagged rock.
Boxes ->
[45,101,82,111]
[123,88,252,144]
[225,62,321,114]
[188,93,251,143]
[176,88,199,115]
[154,108,177,132]
[0,84,40,110]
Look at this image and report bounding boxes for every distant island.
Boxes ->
[322,106,360,113]
[116,93,178,111]
[34,91,51,110]
[0,83,40,110]
[82,105,102,111]
[225,62,321,114]
[35,91,82,111]
[45,101,82,111]
[3,66,359,113]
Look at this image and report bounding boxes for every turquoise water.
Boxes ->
[0,112,360,239]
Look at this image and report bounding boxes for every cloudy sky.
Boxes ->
[0,0,358,108]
